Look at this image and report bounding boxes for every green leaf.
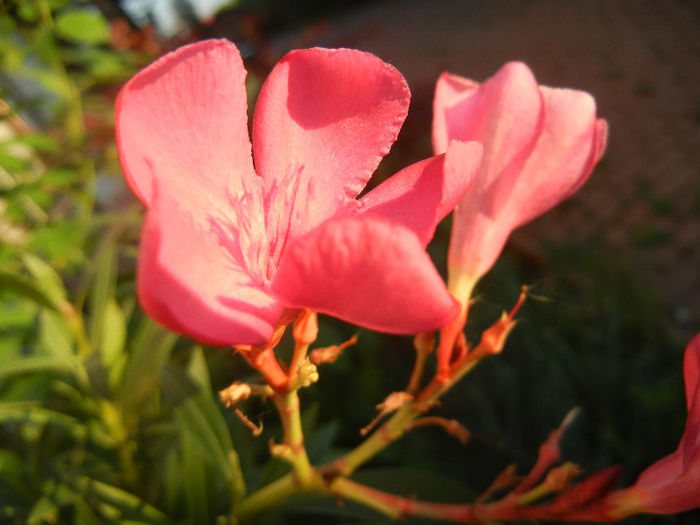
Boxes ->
[119,319,177,418]
[39,309,74,361]
[38,309,90,386]
[0,268,57,311]
[20,252,70,312]
[0,403,115,447]
[180,427,210,524]
[16,2,40,23]
[0,151,30,172]
[27,496,59,524]
[0,355,75,382]
[162,365,246,502]
[28,221,88,266]
[88,243,117,352]
[12,133,59,153]
[0,449,25,478]
[72,477,171,524]
[54,9,110,45]
[102,299,127,385]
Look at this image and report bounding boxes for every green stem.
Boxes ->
[335,403,417,476]
[333,356,479,477]
[235,389,323,521]
[234,473,302,521]
[273,390,314,482]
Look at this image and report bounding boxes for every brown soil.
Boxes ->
[308,0,700,334]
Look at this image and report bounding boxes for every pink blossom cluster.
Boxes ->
[116,40,698,518]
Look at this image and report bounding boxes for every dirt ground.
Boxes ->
[300,0,700,335]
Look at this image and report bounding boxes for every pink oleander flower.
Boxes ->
[116,39,482,346]
[433,62,608,303]
[606,334,700,517]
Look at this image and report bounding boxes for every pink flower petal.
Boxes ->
[116,39,256,209]
[593,119,609,164]
[503,85,600,228]
[684,334,700,414]
[435,63,606,285]
[433,63,544,218]
[432,72,479,155]
[630,334,700,514]
[358,140,483,245]
[253,47,410,247]
[270,215,459,334]
[138,185,284,347]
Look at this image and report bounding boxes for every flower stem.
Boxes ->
[233,472,301,521]
[331,477,476,522]
[273,389,315,482]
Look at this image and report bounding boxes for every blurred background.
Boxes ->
[1,0,698,523]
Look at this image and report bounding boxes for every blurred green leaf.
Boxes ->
[102,299,127,386]
[20,252,69,312]
[180,427,211,523]
[38,309,90,386]
[119,320,177,418]
[0,449,25,478]
[162,360,246,504]
[28,221,88,266]
[0,151,30,172]
[87,243,117,351]
[0,403,114,447]
[54,9,110,45]
[0,268,58,311]
[0,355,74,381]
[16,2,40,24]
[74,499,104,525]
[11,133,59,153]
[27,495,59,524]
[38,310,73,361]
[72,477,171,524]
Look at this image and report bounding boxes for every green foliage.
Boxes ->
[0,2,245,522]
[55,9,111,45]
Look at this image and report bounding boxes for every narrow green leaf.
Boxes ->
[180,427,210,524]
[54,9,110,45]
[162,447,181,515]
[11,133,59,153]
[20,252,70,313]
[38,309,89,386]
[27,496,59,524]
[39,309,74,361]
[186,348,246,500]
[74,499,104,525]
[87,243,118,354]
[0,355,74,381]
[0,268,57,311]
[162,366,245,502]
[102,300,126,362]
[119,320,177,417]
[73,477,171,524]
[0,403,114,448]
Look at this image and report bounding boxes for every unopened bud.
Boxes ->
[480,312,517,355]
[310,334,358,365]
[293,310,318,346]
[544,462,582,491]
